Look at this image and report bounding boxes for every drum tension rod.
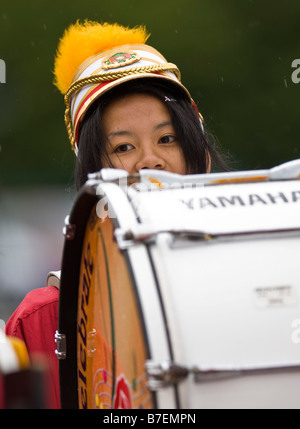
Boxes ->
[145,360,189,390]
[114,226,211,250]
[63,215,76,240]
[145,360,237,390]
[145,360,300,390]
[55,331,66,360]
[114,227,157,249]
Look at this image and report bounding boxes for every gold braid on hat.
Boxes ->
[64,63,181,150]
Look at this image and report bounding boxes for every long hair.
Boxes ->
[75,78,228,189]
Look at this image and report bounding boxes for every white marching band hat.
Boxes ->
[53,20,203,154]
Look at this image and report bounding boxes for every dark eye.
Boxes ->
[115,144,134,153]
[160,135,176,144]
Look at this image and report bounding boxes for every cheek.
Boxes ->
[105,153,134,173]
[170,148,187,174]
[100,157,110,168]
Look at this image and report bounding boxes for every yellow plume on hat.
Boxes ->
[53,20,150,94]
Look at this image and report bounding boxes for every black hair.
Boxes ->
[75,78,228,189]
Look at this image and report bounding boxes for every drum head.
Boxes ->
[58,188,154,409]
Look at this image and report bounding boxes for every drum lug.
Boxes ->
[114,226,158,249]
[145,360,188,390]
[114,228,135,249]
[63,215,76,240]
[55,331,66,360]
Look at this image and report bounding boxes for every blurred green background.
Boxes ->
[1,0,299,186]
[0,0,300,317]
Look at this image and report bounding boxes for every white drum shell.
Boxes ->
[97,171,300,409]
[149,233,300,408]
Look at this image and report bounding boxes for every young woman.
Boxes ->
[75,78,227,189]
[4,20,228,409]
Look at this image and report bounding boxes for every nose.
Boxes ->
[135,149,166,171]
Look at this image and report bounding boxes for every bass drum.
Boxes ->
[57,162,300,409]
[56,179,161,409]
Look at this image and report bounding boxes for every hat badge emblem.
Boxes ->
[102,51,140,70]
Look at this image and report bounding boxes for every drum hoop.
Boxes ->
[58,182,158,409]
[58,185,98,408]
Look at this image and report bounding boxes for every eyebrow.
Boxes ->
[106,121,173,139]
[106,130,133,139]
[154,120,173,131]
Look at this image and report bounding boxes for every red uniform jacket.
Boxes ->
[4,286,60,408]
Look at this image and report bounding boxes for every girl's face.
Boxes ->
[101,93,187,175]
